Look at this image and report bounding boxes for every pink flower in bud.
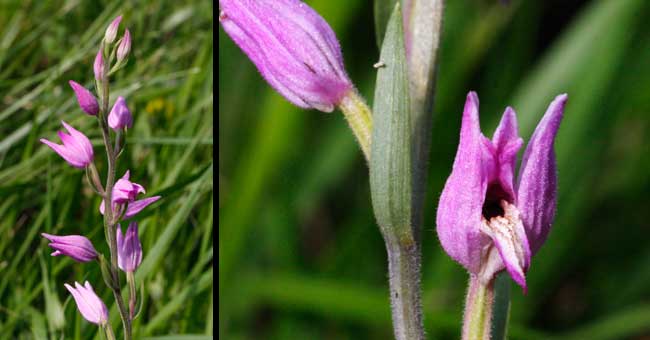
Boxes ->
[117,222,142,272]
[68,80,99,115]
[42,233,98,262]
[94,49,105,81]
[104,15,123,43]
[117,29,131,62]
[108,96,133,130]
[65,281,109,325]
[40,121,94,168]
[219,0,353,112]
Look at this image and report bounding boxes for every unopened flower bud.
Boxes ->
[117,29,131,62]
[117,222,142,273]
[219,0,353,112]
[41,233,98,262]
[104,15,122,44]
[68,80,99,115]
[108,96,133,130]
[94,49,105,81]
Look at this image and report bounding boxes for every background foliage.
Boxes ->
[0,0,213,339]
[219,0,650,339]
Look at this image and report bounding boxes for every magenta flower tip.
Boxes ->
[40,121,94,169]
[41,233,98,262]
[436,92,567,291]
[68,80,99,115]
[65,281,108,325]
[104,15,123,43]
[108,96,133,131]
[219,0,352,112]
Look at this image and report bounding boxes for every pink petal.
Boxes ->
[124,196,161,219]
[516,94,567,254]
[436,92,489,274]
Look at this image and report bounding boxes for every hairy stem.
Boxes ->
[462,275,495,340]
[385,236,424,340]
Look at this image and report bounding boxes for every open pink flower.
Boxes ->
[65,281,108,325]
[436,92,567,292]
[100,170,161,220]
[40,121,94,168]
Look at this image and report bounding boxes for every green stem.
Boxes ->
[338,90,373,161]
[462,275,494,340]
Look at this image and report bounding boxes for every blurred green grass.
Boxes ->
[0,1,213,339]
[219,0,650,339]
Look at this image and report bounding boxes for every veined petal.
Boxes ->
[516,94,567,254]
[436,92,488,273]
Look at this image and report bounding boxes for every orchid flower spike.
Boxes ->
[104,15,123,44]
[219,0,353,112]
[117,222,142,273]
[69,80,99,116]
[100,170,161,219]
[42,233,98,262]
[436,91,567,292]
[108,96,133,131]
[40,121,94,168]
[64,281,109,325]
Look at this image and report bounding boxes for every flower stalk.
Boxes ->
[338,91,373,160]
[462,276,494,340]
[104,324,117,340]
[127,271,136,319]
